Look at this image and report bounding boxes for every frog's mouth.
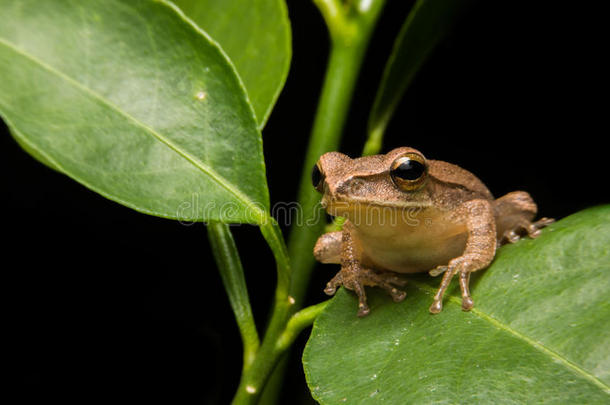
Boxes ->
[323,195,430,219]
[322,198,353,218]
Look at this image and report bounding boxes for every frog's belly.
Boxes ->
[353,215,468,274]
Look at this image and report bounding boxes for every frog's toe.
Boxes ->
[380,285,406,302]
[380,273,408,287]
[324,272,343,296]
[324,284,337,295]
[461,296,474,311]
[361,269,407,303]
[390,288,407,302]
[502,230,521,244]
[528,217,554,238]
[350,282,371,317]
[429,299,443,314]
[357,302,371,317]
[429,265,448,277]
[502,217,555,244]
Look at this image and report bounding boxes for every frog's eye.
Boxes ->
[312,163,325,193]
[390,153,427,191]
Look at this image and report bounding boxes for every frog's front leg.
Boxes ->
[322,228,407,317]
[429,199,497,314]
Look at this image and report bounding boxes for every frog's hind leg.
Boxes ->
[361,269,408,303]
[501,217,555,244]
[493,191,554,244]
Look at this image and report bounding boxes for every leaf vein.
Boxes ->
[412,281,610,395]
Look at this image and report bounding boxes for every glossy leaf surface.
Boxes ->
[0,0,268,223]
[173,0,291,129]
[304,206,610,403]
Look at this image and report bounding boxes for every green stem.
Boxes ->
[276,300,330,351]
[260,218,292,298]
[232,302,328,404]
[254,1,386,403]
[288,0,386,311]
[231,219,292,405]
[286,40,363,307]
[258,218,293,363]
[207,222,259,370]
[312,0,345,36]
[362,124,385,156]
[231,2,387,403]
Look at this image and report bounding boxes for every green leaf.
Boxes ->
[364,0,475,156]
[0,0,268,224]
[172,0,291,129]
[304,206,610,403]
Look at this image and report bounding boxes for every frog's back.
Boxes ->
[428,160,494,202]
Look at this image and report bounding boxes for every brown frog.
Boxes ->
[312,147,553,317]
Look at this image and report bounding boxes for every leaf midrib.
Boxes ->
[411,280,610,394]
[0,37,267,223]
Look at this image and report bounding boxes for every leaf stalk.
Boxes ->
[206,222,259,370]
[276,300,330,352]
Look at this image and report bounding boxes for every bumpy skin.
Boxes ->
[313,147,553,317]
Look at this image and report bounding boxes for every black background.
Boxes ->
[4,1,608,404]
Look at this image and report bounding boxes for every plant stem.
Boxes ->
[231,2,387,403]
[286,41,365,307]
[255,40,366,402]
[231,302,328,404]
[230,219,292,405]
[362,124,385,156]
[288,0,386,311]
[253,1,387,403]
[260,217,292,299]
[207,222,259,370]
[276,300,329,351]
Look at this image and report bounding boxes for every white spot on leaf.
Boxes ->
[359,0,373,13]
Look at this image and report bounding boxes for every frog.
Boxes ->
[312,147,553,317]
